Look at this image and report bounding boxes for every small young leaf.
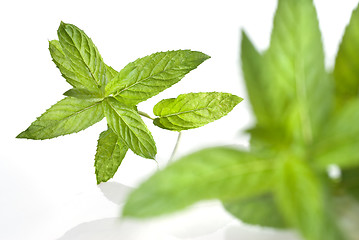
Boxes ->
[122,147,275,218]
[105,50,210,104]
[63,88,103,99]
[314,99,359,169]
[49,40,85,89]
[106,65,118,83]
[103,97,156,159]
[17,97,104,139]
[276,158,345,240]
[152,92,242,131]
[334,4,359,104]
[57,22,107,92]
[223,194,288,229]
[95,127,128,184]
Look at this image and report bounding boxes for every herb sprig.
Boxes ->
[17,22,242,184]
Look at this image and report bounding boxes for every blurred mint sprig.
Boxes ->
[122,0,359,239]
[17,22,242,184]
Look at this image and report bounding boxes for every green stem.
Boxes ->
[170,131,182,163]
[138,111,155,120]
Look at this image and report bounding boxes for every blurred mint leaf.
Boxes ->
[276,158,345,240]
[103,97,156,159]
[17,97,104,139]
[95,127,128,184]
[223,194,288,229]
[240,31,273,127]
[123,147,276,218]
[153,92,242,131]
[334,5,359,105]
[314,99,359,169]
[264,0,332,144]
[105,50,210,105]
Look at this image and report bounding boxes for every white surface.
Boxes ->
[0,0,358,239]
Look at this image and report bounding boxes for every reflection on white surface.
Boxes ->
[58,182,300,240]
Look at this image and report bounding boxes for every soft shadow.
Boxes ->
[98,182,134,205]
[57,218,166,240]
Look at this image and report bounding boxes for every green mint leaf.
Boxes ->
[314,99,359,169]
[152,92,242,131]
[17,97,104,139]
[241,31,272,126]
[264,0,331,143]
[334,4,359,104]
[276,158,345,240]
[57,22,107,93]
[122,147,275,218]
[103,97,156,159]
[95,127,128,184]
[105,50,210,105]
[223,194,288,229]
[63,88,103,99]
[49,40,85,89]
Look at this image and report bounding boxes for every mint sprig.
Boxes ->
[17,22,242,184]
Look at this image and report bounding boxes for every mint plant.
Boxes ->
[122,0,359,239]
[17,22,242,184]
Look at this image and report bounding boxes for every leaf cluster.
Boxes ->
[17,22,242,184]
[122,0,359,239]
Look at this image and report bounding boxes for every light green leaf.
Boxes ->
[334,4,359,104]
[17,97,104,139]
[152,92,242,131]
[264,0,332,144]
[105,50,210,105]
[241,31,273,127]
[223,194,288,229]
[103,97,156,159]
[314,99,359,169]
[49,40,85,89]
[95,127,128,184]
[63,88,103,99]
[276,158,345,240]
[122,147,275,218]
[57,22,107,93]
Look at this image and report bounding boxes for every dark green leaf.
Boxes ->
[95,127,128,184]
[153,92,242,131]
[57,22,107,93]
[223,194,288,229]
[122,147,275,218]
[17,97,104,139]
[103,97,156,159]
[334,4,359,104]
[105,50,210,105]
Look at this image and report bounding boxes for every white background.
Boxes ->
[1,0,358,239]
